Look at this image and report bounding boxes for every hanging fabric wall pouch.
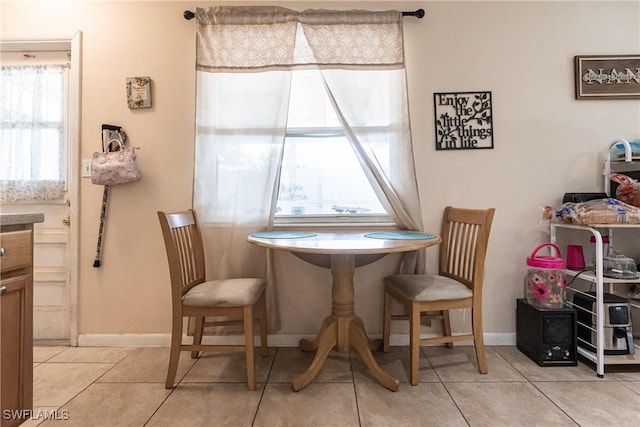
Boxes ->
[91,137,141,185]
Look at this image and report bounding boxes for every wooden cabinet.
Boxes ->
[1,215,42,427]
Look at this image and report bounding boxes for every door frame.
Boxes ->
[1,32,82,345]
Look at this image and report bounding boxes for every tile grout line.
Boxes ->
[141,349,200,427]
[251,346,279,427]
[422,346,472,427]
[439,382,472,426]
[32,359,118,424]
[527,381,581,426]
[490,347,582,426]
[348,351,363,427]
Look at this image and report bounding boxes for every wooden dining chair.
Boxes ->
[157,209,268,390]
[382,206,495,385]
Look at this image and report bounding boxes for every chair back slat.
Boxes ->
[439,207,495,291]
[158,210,206,297]
[174,226,194,287]
[447,221,474,282]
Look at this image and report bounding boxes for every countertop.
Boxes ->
[0,213,45,227]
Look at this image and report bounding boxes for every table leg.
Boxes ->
[368,337,383,351]
[350,317,399,391]
[292,253,399,392]
[299,316,334,352]
[292,318,337,391]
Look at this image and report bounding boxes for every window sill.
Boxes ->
[273,215,396,229]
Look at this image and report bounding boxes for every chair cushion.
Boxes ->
[182,278,265,308]
[384,274,472,302]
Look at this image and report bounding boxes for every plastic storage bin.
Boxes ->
[524,243,567,309]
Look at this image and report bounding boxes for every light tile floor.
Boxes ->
[21,345,640,427]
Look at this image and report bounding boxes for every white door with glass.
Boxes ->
[1,36,81,343]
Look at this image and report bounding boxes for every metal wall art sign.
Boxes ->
[434,91,493,150]
[575,55,640,100]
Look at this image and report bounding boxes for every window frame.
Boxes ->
[274,126,394,227]
[273,69,395,226]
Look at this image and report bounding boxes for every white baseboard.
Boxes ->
[78,334,171,347]
[485,332,517,346]
[77,332,516,347]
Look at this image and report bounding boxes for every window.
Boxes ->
[275,70,390,224]
[194,8,422,235]
[0,59,69,201]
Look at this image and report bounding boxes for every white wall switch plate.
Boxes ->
[82,159,91,177]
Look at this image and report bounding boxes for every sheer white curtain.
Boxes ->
[318,69,425,273]
[193,71,291,319]
[0,65,67,201]
[193,6,425,329]
[194,7,297,330]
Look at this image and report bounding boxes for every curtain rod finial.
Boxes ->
[184,10,195,20]
[402,9,425,19]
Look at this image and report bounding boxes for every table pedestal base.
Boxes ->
[291,254,400,392]
[292,315,399,392]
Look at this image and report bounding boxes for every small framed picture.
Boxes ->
[126,76,152,109]
[574,55,640,100]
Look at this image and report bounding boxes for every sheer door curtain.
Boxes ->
[1,64,68,201]
[193,6,424,330]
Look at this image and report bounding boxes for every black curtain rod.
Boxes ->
[183,9,425,20]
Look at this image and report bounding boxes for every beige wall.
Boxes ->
[2,1,639,343]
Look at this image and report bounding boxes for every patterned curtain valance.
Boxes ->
[196,6,404,72]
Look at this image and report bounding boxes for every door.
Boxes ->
[0,34,82,344]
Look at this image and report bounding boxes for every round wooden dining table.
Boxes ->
[247,230,441,392]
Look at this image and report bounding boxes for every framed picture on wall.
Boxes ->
[126,76,152,109]
[434,91,494,150]
[574,55,640,100]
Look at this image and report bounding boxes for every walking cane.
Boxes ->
[93,184,109,267]
[93,124,124,267]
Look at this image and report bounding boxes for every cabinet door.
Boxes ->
[0,275,33,427]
